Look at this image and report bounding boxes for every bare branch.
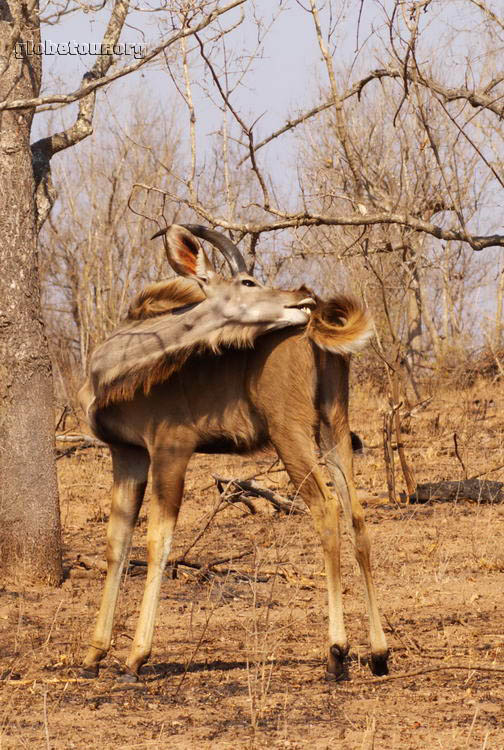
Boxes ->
[309,0,363,198]
[380,65,504,119]
[41,0,107,26]
[172,198,504,251]
[34,0,129,158]
[0,0,248,112]
[31,0,130,227]
[213,475,306,515]
[432,91,504,189]
[180,32,197,204]
[194,30,271,209]
[466,0,504,31]
[27,0,247,229]
[237,70,393,167]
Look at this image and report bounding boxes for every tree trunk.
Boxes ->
[0,1,62,584]
[495,267,504,349]
[406,262,422,369]
[418,278,442,361]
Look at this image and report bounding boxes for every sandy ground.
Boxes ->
[1,379,504,749]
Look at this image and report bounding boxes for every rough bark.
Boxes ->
[0,0,62,583]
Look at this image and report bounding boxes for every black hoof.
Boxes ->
[370,651,389,676]
[325,668,349,682]
[326,644,350,682]
[80,665,99,679]
[117,670,139,683]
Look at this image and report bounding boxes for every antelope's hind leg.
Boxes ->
[268,430,349,681]
[322,425,389,676]
[82,444,150,678]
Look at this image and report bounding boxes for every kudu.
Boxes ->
[79,224,388,681]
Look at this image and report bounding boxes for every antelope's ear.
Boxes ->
[152,225,215,285]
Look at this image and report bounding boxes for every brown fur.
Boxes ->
[96,325,267,409]
[97,349,192,408]
[93,278,210,407]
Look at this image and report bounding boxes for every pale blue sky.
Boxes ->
[34,0,484,196]
[34,1,379,167]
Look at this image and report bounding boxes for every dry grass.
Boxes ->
[1,378,504,748]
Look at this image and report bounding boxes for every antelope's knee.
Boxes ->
[351,516,371,559]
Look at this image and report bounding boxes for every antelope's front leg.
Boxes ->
[120,448,189,681]
[82,445,149,678]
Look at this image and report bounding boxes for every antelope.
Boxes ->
[79,224,389,682]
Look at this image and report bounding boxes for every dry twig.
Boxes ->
[353,662,504,687]
[213,475,305,515]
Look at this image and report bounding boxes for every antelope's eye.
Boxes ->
[241,279,257,287]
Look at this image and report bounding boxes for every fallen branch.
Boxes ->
[74,554,107,572]
[72,551,310,585]
[55,433,106,460]
[410,479,504,504]
[73,549,258,581]
[55,433,104,444]
[198,461,286,493]
[170,548,254,580]
[213,474,305,515]
[213,476,257,514]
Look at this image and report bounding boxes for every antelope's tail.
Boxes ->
[307,295,373,354]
